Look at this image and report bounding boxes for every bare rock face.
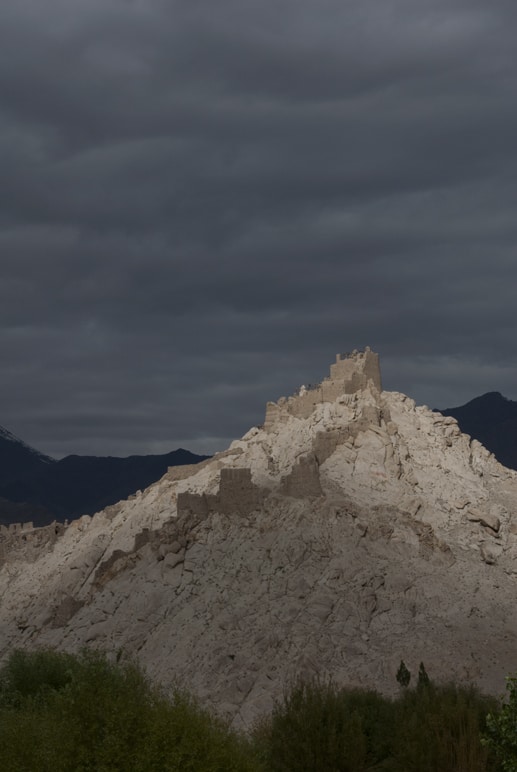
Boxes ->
[1,348,517,728]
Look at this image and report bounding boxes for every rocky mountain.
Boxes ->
[439,391,517,472]
[1,348,517,729]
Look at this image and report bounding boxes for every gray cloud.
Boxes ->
[1,0,517,457]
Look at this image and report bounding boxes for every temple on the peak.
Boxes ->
[264,347,382,429]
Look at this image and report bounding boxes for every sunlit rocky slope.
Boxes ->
[1,349,517,727]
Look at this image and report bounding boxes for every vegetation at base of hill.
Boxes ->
[0,649,515,771]
[252,676,500,772]
[0,649,257,772]
[484,675,517,772]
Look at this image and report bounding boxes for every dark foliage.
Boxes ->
[0,649,257,772]
[0,649,509,772]
[252,676,501,772]
[396,660,411,688]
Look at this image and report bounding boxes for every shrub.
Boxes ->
[251,676,501,772]
[0,648,259,772]
[393,682,500,772]
[484,675,517,772]
[252,678,395,771]
[0,647,81,709]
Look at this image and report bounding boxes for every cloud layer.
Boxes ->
[2,0,517,456]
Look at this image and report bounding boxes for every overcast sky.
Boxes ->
[1,0,517,458]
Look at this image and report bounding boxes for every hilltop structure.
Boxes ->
[1,348,517,728]
[264,347,381,427]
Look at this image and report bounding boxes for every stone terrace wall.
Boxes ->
[264,348,381,429]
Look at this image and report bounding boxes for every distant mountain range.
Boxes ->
[437,391,517,472]
[0,425,208,527]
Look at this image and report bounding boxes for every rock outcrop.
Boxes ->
[1,348,517,728]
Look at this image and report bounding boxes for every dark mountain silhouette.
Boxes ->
[0,425,54,485]
[438,391,517,471]
[0,425,208,527]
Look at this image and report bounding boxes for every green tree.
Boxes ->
[394,682,499,772]
[252,678,395,771]
[0,648,259,772]
[484,675,517,772]
[0,647,81,709]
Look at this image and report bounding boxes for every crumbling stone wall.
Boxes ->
[176,492,210,517]
[280,454,323,499]
[0,520,67,564]
[329,348,381,391]
[264,348,382,429]
[218,468,264,513]
[177,468,265,518]
[0,521,34,536]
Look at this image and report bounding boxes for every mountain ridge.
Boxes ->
[438,390,517,471]
[0,423,55,485]
[0,425,208,526]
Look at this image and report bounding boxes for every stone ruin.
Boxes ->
[264,347,381,428]
[177,467,265,518]
[0,520,67,564]
[178,349,382,518]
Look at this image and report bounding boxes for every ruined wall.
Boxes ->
[329,348,381,391]
[264,400,292,432]
[265,348,382,429]
[177,467,266,518]
[176,491,210,517]
[0,521,34,535]
[218,468,265,514]
[280,454,323,499]
[0,520,67,564]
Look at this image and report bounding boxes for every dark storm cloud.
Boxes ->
[1,0,517,457]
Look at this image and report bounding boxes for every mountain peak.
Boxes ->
[0,423,55,490]
[0,423,53,459]
[461,391,506,406]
